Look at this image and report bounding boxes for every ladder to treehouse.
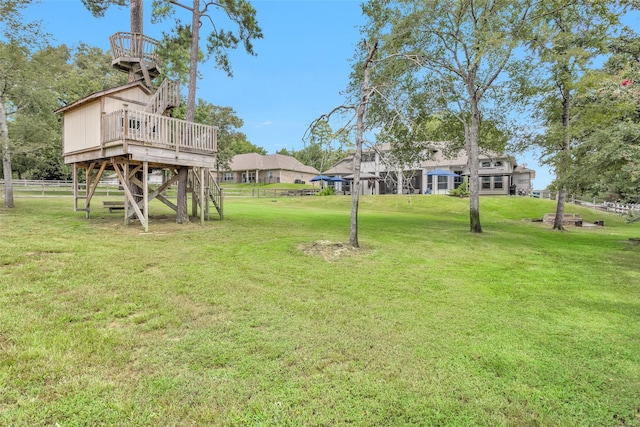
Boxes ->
[190,168,224,222]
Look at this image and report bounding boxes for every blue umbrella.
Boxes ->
[310,175,331,182]
[329,176,346,182]
[425,169,460,177]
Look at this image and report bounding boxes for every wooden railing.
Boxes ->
[144,78,180,115]
[109,32,161,65]
[102,109,217,154]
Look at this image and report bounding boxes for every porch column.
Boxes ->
[397,169,403,195]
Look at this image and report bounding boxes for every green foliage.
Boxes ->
[1,196,640,425]
[521,0,627,198]
[316,186,335,196]
[448,177,470,197]
[361,0,542,233]
[0,0,47,47]
[151,0,263,78]
[156,24,202,85]
[80,0,126,18]
[173,99,265,172]
[557,33,640,202]
[0,40,125,181]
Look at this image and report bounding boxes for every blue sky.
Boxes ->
[23,0,560,188]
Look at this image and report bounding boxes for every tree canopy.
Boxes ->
[361,0,541,232]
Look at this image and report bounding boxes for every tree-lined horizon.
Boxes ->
[2,0,639,223]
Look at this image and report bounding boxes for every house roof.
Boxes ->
[325,142,529,174]
[55,81,152,114]
[229,153,319,174]
[323,157,353,175]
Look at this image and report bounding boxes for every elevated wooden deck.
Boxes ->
[64,109,217,168]
[109,32,161,83]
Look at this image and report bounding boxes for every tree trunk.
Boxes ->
[350,40,378,248]
[553,89,571,231]
[468,102,482,233]
[1,100,14,208]
[553,187,567,230]
[176,167,189,223]
[186,0,200,123]
[174,0,200,223]
[129,0,144,83]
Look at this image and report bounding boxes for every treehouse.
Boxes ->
[57,31,222,231]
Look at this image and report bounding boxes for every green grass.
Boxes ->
[1,195,639,426]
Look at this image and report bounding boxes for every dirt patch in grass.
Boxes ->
[299,240,368,261]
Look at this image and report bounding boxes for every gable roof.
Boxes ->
[229,153,319,175]
[55,81,153,114]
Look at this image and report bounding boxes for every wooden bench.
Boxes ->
[543,213,583,226]
[103,201,125,213]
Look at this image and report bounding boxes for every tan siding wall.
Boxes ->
[103,88,150,113]
[252,170,317,184]
[279,170,316,184]
[63,101,102,154]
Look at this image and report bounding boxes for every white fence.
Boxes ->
[0,179,124,197]
[532,190,640,215]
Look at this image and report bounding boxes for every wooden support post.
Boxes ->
[204,168,210,221]
[113,160,146,229]
[176,167,189,224]
[124,162,130,226]
[73,163,79,212]
[192,168,198,218]
[143,161,149,232]
[200,167,205,225]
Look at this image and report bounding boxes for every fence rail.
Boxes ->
[0,180,321,199]
[3,181,638,212]
[532,190,640,215]
[0,180,124,197]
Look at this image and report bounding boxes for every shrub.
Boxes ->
[317,186,335,196]
[449,177,470,197]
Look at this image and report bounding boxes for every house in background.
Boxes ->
[222,153,319,184]
[324,143,535,195]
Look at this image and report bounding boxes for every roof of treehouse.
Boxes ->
[56,81,153,114]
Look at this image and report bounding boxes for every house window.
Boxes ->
[223,172,234,182]
[438,176,447,190]
[482,176,491,189]
[362,152,375,162]
[481,161,491,168]
[494,161,503,167]
[453,172,464,188]
[494,176,503,189]
[247,171,256,183]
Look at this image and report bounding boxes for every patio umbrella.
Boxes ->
[328,176,346,182]
[310,175,331,182]
[425,169,460,177]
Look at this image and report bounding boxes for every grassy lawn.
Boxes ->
[1,195,639,426]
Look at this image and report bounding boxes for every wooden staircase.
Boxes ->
[191,168,224,221]
[144,78,180,115]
